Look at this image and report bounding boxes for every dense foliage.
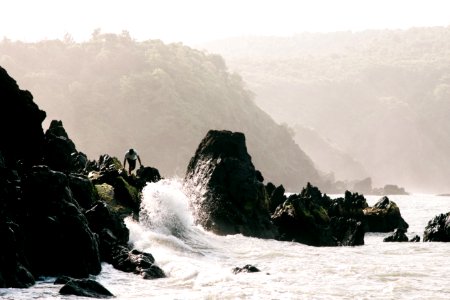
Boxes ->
[203,27,450,193]
[0,31,321,190]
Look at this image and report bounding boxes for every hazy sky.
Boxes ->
[1,0,450,45]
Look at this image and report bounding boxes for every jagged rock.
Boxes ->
[88,154,143,217]
[21,165,101,278]
[0,67,46,167]
[0,66,165,288]
[43,120,78,172]
[363,196,409,232]
[59,278,114,298]
[383,228,409,242]
[136,166,162,188]
[232,264,260,274]
[266,183,287,214]
[85,201,129,263]
[272,184,335,246]
[184,130,276,238]
[328,191,368,219]
[423,212,450,242]
[272,183,365,246]
[409,235,421,242]
[69,174,99,210]
[330,217,365,246]
[112,248,165,279]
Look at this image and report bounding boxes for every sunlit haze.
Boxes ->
[1,0,450,45]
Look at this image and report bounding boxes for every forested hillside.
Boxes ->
[0,31,322,191]
[202,27,450,193]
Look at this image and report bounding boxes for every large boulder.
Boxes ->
[363,196,409,232]
[383,228,409,242]
[184,130,276,238]
[423,212,450,242]
[21,166,101,278]
[59,278,114,298]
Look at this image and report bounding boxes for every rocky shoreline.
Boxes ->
[1,66,450,297]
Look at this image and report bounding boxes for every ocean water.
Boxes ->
[2,179,450,299]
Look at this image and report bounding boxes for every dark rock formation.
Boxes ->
[232,264,260,274]
[363,196,409,232]
[59,278,114,298]
[383,228,409,242]
[328,191,368,220]
[184,130,276,238]
[266,183,287,214]
[21,165,101,278]
[423,212,450,242]
[0,66,165,288]
[409,235,421,242]
[330,217,365,246]
[272,183,365,246]
[0,67,46,167]
[43,120,78,172]
[271,184,335,246]
[136,166,162,189]
[112,248,166,279]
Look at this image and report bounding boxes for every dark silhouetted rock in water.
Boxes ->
[409,235,421,242]
[363,196,409,232]
[232,264,260,274]
[423,212,450,242]
[184,130,277,238]
[112,248,166,279]
[59,278,114,298]
[383,228,409,242]
[272,183,365,246]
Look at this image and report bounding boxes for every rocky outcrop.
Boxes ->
[21,165,101,277]
[232,264,260,274]
[423,212,450,242]
[184,130,277,238]
[271,183,365,246]
[266,182,287,214]
[383,228,409,242]
[0,67,46,167]
[0,66,165,288]
[363,196,409,232]
[58,278,114,298]
[111,248,166,280]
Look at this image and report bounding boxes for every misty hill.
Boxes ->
[0,31,321,191]
[201,27,450,193]
[293,125,367,181]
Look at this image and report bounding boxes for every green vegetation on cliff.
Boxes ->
[0,31,321,190]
